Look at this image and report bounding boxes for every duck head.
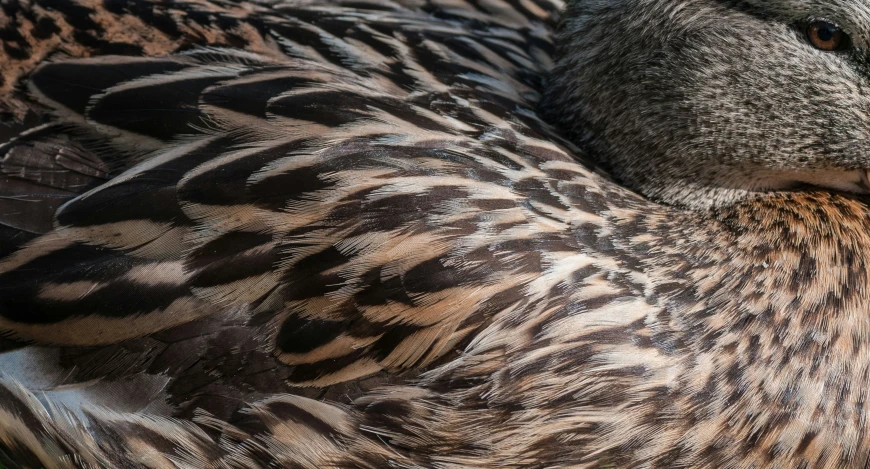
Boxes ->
[546,0,870,210]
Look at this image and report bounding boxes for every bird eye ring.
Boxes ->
[806,21,849,51]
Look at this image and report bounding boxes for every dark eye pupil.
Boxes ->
[817,25,836,41]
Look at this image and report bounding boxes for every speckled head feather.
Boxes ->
[2,0,870,468]
[546,0,870,209]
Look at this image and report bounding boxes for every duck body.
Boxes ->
[1,0,870,468]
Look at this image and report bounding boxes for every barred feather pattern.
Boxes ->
[2,0,870,468]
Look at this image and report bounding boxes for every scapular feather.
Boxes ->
[2,0,870,468]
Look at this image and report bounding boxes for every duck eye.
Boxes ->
[806,21,849,51]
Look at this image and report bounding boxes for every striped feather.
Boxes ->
[6,1,863,469]
[0,0,571,379]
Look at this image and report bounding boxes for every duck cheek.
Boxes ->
[698,47,862,172]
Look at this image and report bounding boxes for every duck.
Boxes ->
[1,0,870,467]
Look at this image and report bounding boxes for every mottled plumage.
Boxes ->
[1,0,870,468]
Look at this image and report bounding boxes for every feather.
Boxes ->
[3,0,870,468]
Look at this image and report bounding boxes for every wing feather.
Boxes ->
[0,0,665,467]
[0,0,580,386]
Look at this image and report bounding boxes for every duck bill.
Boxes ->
[861,169,870,192]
